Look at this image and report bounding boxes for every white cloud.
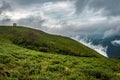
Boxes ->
[71,36,108,57]
[42,1,74,11]
[111,40,120,46]
[5,10,31,20]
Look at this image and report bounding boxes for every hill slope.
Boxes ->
[0,26,120,80]
[0,35,120,80]
[0,26,103,57]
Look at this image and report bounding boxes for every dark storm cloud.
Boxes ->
[75,0,90,13]
[0,18,11,24]
[0,0,120,37]
[4,0,120,17]
[0,0,12,25]
[0,0,11,14]
[17,16,45,29]
[50,20,120,38]
[76,0,120,16]
[10,0,65,5]
[90,0,120,16]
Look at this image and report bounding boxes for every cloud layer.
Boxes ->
[0,0,120,57]
[72,36,108,57]
[111,40,120,46]
[1,0,120,37]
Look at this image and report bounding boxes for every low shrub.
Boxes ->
[0,54,11,64]
[39,71,58,80]
[82,69,113,80]
[22,62,41,75]
[46,65,65,72]
[68,73,88,80]
[51,60,61,65]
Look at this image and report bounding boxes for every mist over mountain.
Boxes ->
[73,35,120,58]
[90,35,120,58]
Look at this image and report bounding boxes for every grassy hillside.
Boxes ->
[0,26,120,80]
[0,26,102,57]
[0,35,120,80]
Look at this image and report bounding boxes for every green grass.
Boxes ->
[0,38,120,80]
[0,26,103,58]
[0,26,120,80]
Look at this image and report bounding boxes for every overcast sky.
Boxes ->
[0,0,120,38]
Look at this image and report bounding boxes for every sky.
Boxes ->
[0,0,120,57]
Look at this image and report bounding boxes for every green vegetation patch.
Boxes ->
[0,26,120,80]
[0,26,103,58]
[0,38,119,80]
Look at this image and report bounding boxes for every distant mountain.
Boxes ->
[88,35,120,58]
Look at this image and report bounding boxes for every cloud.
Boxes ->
[0,0,120,38]
[17,16,45,29]
[4,0,66,6]
[0,17,11,25]
[72,36,108,57]
[0,0,11,14]
[111,40,120,46]
[75,0,120,16]
[0,0,12,25]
